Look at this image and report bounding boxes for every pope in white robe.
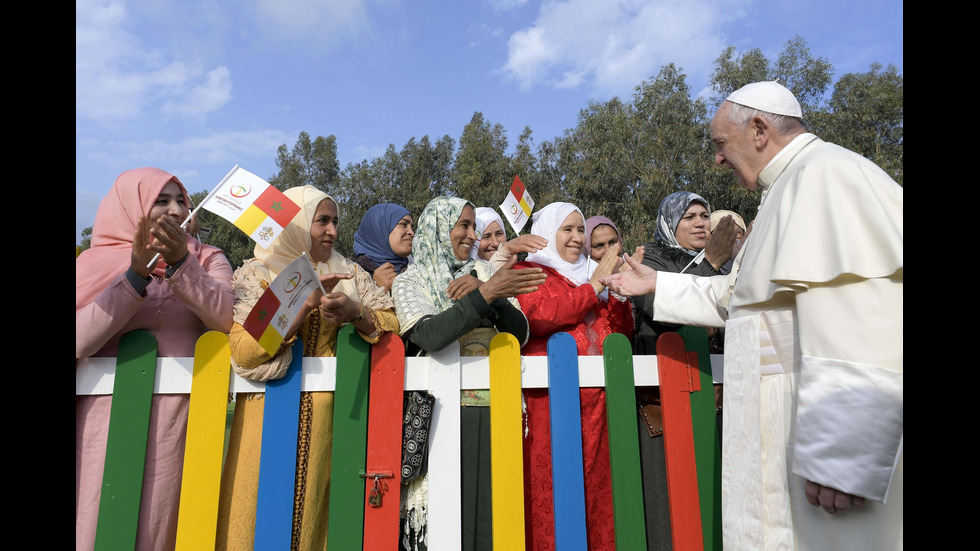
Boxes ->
[604,81,902,551]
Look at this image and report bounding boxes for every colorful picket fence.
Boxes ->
[75,326,723,550]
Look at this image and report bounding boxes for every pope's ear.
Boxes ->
[750,115,771,149]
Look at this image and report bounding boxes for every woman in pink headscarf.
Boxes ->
[76,167,235,551]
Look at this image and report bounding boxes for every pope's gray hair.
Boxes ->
[727,101,806,135]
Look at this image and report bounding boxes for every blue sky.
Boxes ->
[76,0,903,242]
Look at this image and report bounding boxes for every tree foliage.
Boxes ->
[811,63,903,184]
[80,227,92,252]
[329,134,457,257]
[122,37,900,266]
[268,131,340,193]
[450,112,512,209]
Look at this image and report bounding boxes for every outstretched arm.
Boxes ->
[600,253,658,296]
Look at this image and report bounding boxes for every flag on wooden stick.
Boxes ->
[242,253,322,356]
[499,175,535,234]
[198,165,301,248]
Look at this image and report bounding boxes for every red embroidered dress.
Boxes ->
[515,262,634,551]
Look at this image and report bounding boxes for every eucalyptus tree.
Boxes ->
[811,63,903,185]
[334,134,457,257]
[558,95,645,245]
[267,131,340,194]
[772,35,834,114]
[450,112,512,208]
[709,46,771,108]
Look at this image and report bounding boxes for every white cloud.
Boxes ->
[83,128,295,168]
[161,66,234,118]
[75,0,234,122]
[249,0,390,52]
[500,0,751,97]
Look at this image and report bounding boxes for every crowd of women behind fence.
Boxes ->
[78,166,758,551]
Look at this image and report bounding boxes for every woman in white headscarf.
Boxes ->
[513,202,633,551]
[470,206,508,261]
[216,185,399,551]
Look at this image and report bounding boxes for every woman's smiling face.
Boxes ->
[555,210,586,263]
[477,221,507,260]
[450,205,478,261]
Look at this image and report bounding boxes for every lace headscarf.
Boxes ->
[653,191,711,257]
[392,196,495,334]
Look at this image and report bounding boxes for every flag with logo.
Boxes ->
[198,165,301,248]
[242,253,322,356]
[499,175,535,234]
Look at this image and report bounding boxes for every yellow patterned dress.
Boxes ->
[216,258,398,551]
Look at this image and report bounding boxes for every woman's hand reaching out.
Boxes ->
[479,255,547,303]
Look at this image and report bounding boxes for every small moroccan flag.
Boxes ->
[499,175,535,234]
[199,165,301,248]
[242,253,322,356]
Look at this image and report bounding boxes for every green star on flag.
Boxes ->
[270,200,283,212]
[242,252,320,357]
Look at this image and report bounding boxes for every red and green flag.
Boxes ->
[242,253,321,356]
[198,165,301,248]
[499,175,535,233]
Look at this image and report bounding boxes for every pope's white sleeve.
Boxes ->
[791,274,903,502]
[652,271,729,328]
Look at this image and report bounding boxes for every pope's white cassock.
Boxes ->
[652,133,903,550]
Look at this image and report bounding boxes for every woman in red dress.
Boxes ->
[514,202,634,551]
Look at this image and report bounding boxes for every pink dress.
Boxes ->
[76,253,233,550]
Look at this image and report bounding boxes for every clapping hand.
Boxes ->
[704,215,737,270]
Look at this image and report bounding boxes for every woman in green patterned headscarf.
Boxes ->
[391,196,545,551]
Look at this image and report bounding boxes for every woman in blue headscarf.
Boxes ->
[351,203,415,293]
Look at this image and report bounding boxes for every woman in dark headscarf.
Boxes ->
[633,191,735,353]
[351,202,415,293]
[631,191,734,551]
